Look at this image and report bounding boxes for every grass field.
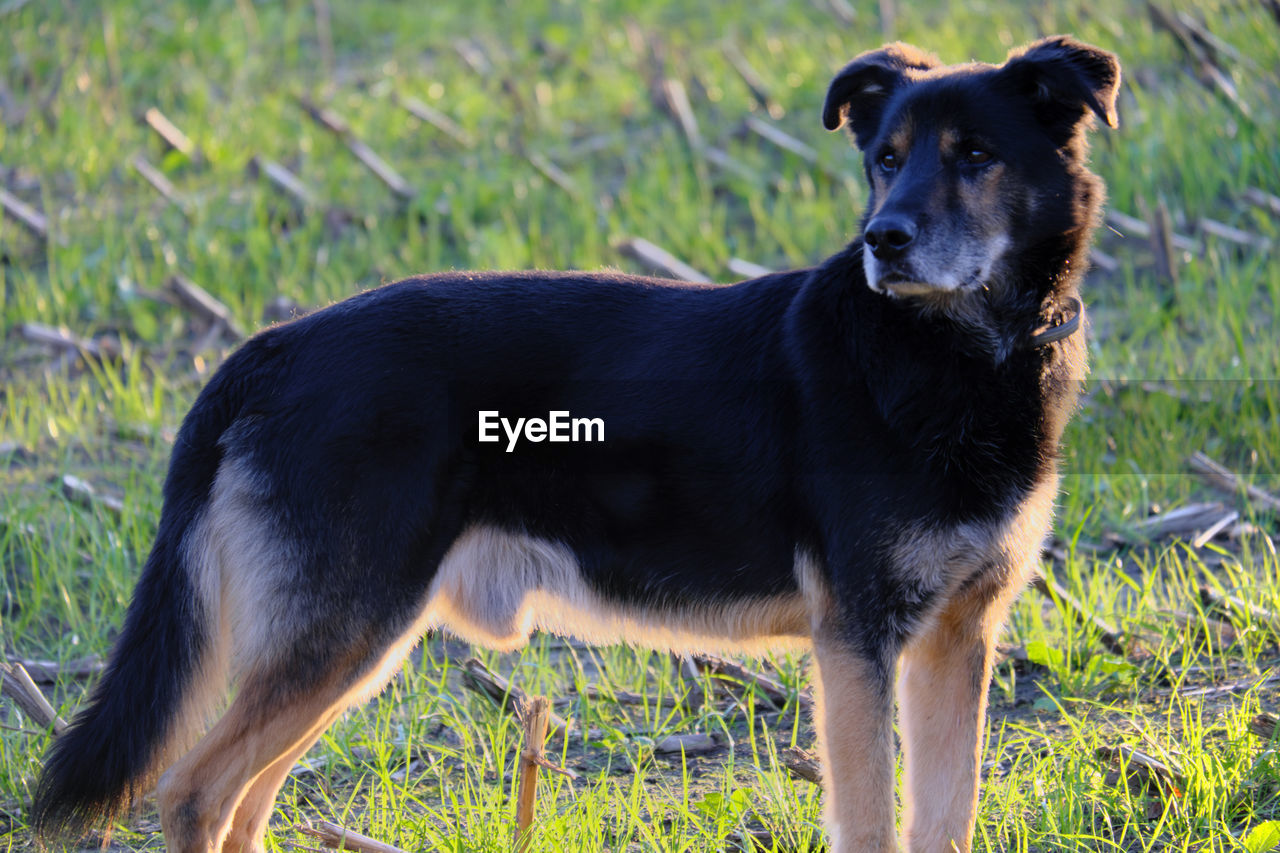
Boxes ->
[2,0,1279,850]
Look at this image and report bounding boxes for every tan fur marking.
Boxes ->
[961,160,1012,242]
[220,751,299,853]
[898,583,998,853]
[140,460,289,784]
[196,458,303,677]
[811,636,897,853]
[424,526,812,655]
[888,121,913,159]
[158,621,425,852]
[894,477,1060,852]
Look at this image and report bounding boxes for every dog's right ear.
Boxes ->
[822,43,939,149]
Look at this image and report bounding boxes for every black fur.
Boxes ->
[32,36,1118,851]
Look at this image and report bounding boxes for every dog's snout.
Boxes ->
[864,215,917,260]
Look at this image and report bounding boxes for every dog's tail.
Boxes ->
[30,353,254,843]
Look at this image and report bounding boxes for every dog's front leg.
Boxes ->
[897,580,1012,852]
[812,632,899,853]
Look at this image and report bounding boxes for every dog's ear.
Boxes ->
[822,43,940,148]
[1000,36,1121,137]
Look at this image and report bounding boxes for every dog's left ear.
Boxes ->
[1000,36,1121,137]
[822,43,940,149]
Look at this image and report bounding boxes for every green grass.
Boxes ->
[2,0,1279,850]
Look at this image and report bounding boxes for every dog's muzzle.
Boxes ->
[863,215,940,295]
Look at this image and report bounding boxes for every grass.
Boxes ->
[2,0,1279,850]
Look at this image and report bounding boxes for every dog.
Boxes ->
[33,36,1118,853]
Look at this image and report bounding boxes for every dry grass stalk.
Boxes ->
[18,322,120,362]
[297,820,407,853]
[395,94,474,147]
[653,732,718,755]
[1179,669,1280,699]
[1189,451,1280,513]
[143,107,199,159]
[1243,187,1280,217]
[1248,713,1278,740]
[729,827,780,852]
[744,116,817,162]
[581,683,678,709]
[727,258,773,279]
[0,662,68,735]
[779,746,821,785]
[0,187,48,238]
[168,274,245,341]
[0,0,35,17]
[461,657,569,732]
[691,653,808,711]
[1191,509,1239,548]
[62,474,125,517]
[453,38,491,74]
[296,97,416,200]
[1089,248,1120,273]
[527,152,581,200]
[1199,217,1272,251]
[129,154,188,213]
[312,0,334,83]
[1150,199,1179,284]
[659,78,702,150]
[1095,744,1183,819]
[826,0,857,25]
[247,156,318,207]
[1032,576,1126,655]
[698,145,753,181]
[1105,209,1197,252]
[721,43,781,117]
[0,441,35,465]
[617,237,711,283]
[1146,3,1250,115]
[1132,501,1229,540]
[1162,608,1239,648]
[742,116,850,185]
[18,655,104,684]
[879,0,897,38]
[514,696,551,853]
[1137,381,1213,404]
[1198,586,1280,628]
[673,652,707,710]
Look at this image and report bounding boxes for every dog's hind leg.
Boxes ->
[157,618,427,853]
[897,576,1016,853]
[811,632,899,853]
[216,709,347,853]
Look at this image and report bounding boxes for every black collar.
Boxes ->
[1023,296,1083,349]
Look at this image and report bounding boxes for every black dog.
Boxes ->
[34,36,1118,853]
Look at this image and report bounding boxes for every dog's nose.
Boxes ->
[864,216,917,260]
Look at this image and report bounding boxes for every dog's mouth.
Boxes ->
[868,263,973,297]
[879,277,942,296]
[865,252,998,299]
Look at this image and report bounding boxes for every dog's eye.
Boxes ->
[877,152,899,172]
[962,148,994,166]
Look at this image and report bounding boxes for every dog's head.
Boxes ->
[823,37,1120,300]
